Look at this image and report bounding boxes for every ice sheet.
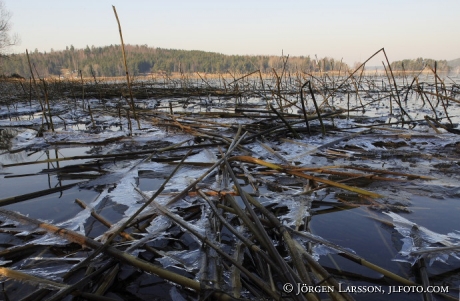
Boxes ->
[157,249,202,273]
[385,212,460,265]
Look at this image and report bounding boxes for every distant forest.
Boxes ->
[0,45,349,78]
[1,45,456,78]
[390,58,450,72]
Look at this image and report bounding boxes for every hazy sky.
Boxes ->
[4,0,460,65]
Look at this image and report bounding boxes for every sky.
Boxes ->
[3,0,460,66]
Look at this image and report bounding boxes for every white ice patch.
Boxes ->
[145,215,173,234]
[125,215,172,253]
[312,244,340,261]
[186,149,217,163]
[0,260,12,266]
[25,233,69,246]
[385,212,449,244]
[109,168,142,207]
[241,143,267,158]
[157,249,202,273]
[57,207,92,234]
[27,257,86,263]
[8,129,44,151]
[144,129,193,145]
[277,196,311,228]
[0,120,38,127]
[449,231,460,240]
[385,212,460,266]
[356,140,378,151]
[165,167,207,192]
[43,130,127,144]
[0,215,42,236]
[58,161,143,232]
[15,266,68,282]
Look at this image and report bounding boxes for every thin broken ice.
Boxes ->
[385,212,460,266]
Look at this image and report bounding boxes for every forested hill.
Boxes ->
[390,58,451,72]
[447,58,460,70]
[0,44,348,78]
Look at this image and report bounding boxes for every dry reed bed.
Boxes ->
[0,51,459,300]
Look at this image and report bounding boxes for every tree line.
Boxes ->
[390,58,450,72]
[0,44,349,78]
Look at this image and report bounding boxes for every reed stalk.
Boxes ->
[307,80,325,135]
[136,190,283,300]
[88,105,95,127]
[0,208,235,301]
[74,198,133,240]
[79,70,85,106]
[269,104,300,138]
[112,6,140,130]
[228,156,382,198]
[0,182,80,207]
[25,49,51,131]
[382,48,411,122]
[44,261,116,301]
[68,150,191,273]
[240,191,352,301]
[224,160,310,301]
[300,81,311,135]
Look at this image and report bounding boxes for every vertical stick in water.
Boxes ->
[382,62,393,115]
[308,81,325,136]
[26,49,51,131]
[300,80,311,135]
[382,48,411,123]
[41,79,55,132]
[347,92,350,121]
[79,70,85,108]
[126,109,132,136]
[88,105,95,128]
[112,5,141,130]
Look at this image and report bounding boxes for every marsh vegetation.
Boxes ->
[0,49,459,300]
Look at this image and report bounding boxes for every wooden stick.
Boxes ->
[269,104,300,138]
[135,189,283,301]
[0,182,80,207]
[307,80,325,136]
[112,6,140,130]
[0,208,233,301]
[300,81,311,135]
[25,49,51,131]
[74,198,133,241]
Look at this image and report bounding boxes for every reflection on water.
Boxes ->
[0,147,94,200]
[4,187,99,224]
